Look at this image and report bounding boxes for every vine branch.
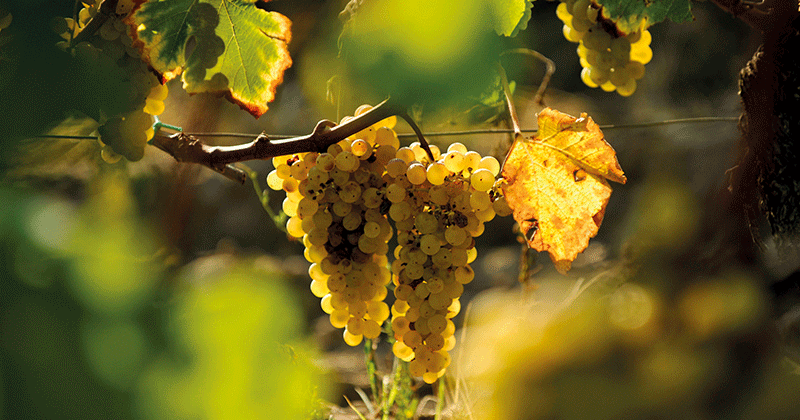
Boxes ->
[149,98,433,184]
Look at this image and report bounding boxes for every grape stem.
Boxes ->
[500,48,555,106]
[70,0,119,47]
[149,97,434,184]
[497,63,522,139]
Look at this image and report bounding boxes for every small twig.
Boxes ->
[354,387,376,416]
[236,163,287,231]
[501,48,556,106]
[498,63,523,173]
[344,395,369,420]
[497,63,522,138]
[71,0,119,47]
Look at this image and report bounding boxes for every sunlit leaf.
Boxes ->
[489,0,534,37]
[501,108,626,273]
[129,0,292,117]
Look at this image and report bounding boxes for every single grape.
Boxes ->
[470,169,495,192]
[426,162,448,185]
[407,163,427,185]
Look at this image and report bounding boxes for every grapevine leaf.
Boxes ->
[501,109,626,273]
[601,0,693,34]
[489,0,534,37]
[129,0,292,117]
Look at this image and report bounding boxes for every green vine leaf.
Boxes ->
[490,0,534,37]
[128,0,292,117]
[600,0,693,33]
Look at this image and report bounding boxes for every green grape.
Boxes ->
[426,162,449,185]
[447,142,468,154]
[631,43,653,64]
[571,16,592,33]
[343,330,363,346]
[419,234,442,256]
[556,2,572,22]
[386,182,406,203]
[470,169,495,191]
[386,158,407,178]
[375,126,400,149]
[351,138,370,157]
[588,66,610,85]
[609,66,630,87]
[563,24,584,43]
[626,61,646,80]
[470,191,492,211]
[583,28,611,51]
[443,150,466,173]
[407,163,427,185]
[335,151,359,172]
[478,156,500,176]
[586,4,599,22]
[445,226,467,246]
[455,265,475,284]
[395,147,416,164]
[616,78,637,97]
[143,98,165,116]
[611,37,632,61]
[570,0,591,21]
[415,212,439,234]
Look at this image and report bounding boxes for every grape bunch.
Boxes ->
[386,142,511,384]
[54,0,168,162]
[267,105,513,383]
[267,105,398,348]
[556,0,652,96]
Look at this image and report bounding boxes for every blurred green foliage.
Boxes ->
[340,0,502,109]
[0,172,330,420]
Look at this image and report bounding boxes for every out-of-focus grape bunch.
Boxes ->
[52,0,168,162]
[556,0,651,96]
[267,104,512,383]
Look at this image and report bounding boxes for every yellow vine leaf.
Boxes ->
[501,108,627,274]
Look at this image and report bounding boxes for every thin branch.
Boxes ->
[501,48,556,106]
[150,98,433,182]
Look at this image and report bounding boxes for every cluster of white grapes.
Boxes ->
[267,106,398,348]
[556,0,652,96]
[387,142,512,384]
[267,105,513,383]
[55,0,167,162]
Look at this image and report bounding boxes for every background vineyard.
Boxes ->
[2,1,797,419]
